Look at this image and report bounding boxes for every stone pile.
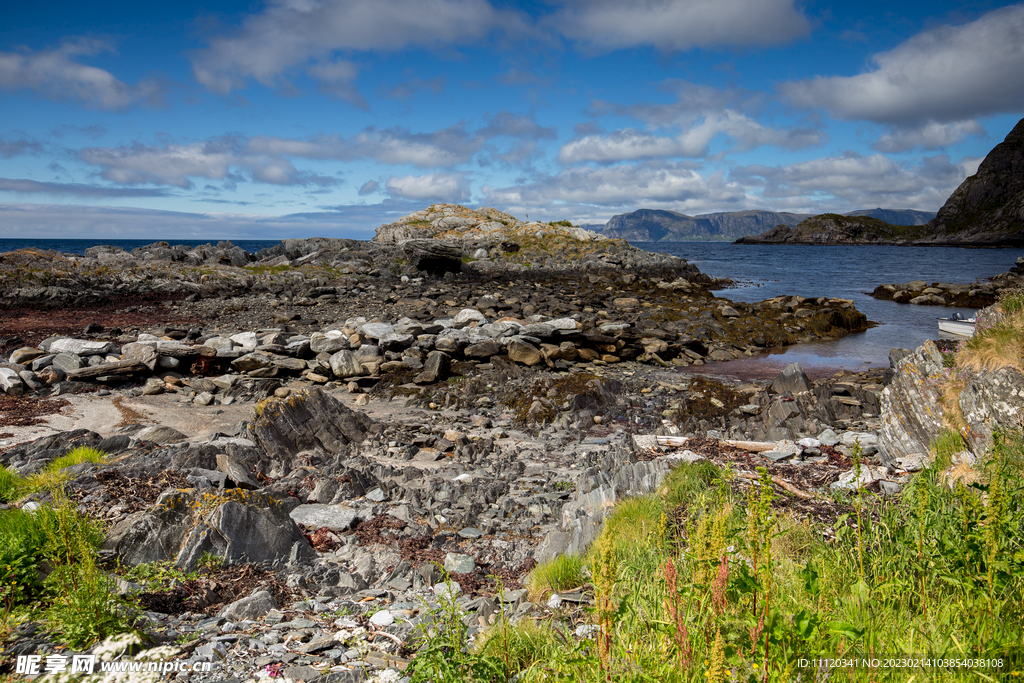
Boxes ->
[0,294,867,398]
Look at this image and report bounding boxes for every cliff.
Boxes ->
[925,117,1024,246]
[601,208,809,241]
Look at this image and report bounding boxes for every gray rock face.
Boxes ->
[248,388,376,459]
[958,366,1024,454]
[878,340,948,466]
[414,351,450,384]
[771,363,812,396]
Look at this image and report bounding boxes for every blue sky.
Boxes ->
[1,0,1022,239]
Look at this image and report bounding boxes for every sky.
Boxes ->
[1,0,1023,240]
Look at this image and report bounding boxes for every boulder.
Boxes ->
[414,351,450,384]
[218,591,278,621]
[49,338,118,356]
[329,350,363,378]
[289,504,358,531]
[249,388,376,459]
[770,363,812,396]
[0,368,25,395]
[507,338,543,366]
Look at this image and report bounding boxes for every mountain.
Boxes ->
[844,208,935,225]
[735,214,933,245]
[735,117,1024,247]
[601,209,811,241]
[926,117,1024,246]
[599,207,933,241]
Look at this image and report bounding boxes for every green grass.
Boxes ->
[526,554,586,601]
[410,443,1024,681]
[2,445,107,502]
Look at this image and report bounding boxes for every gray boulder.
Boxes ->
[218,591,278,621]
[771,362,812,396]
[248,388,376,459]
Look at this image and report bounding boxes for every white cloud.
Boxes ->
[248,115,553,168]
[783,5,1024,124]
[873,120,985,153]
[78,141,337,188]
[484,161,744,207]
[307,59,366,106]
[549,0,809,52]
[0,39,162,110]
[557,112,824,164]
[731,151,969,211]
[386,172,470,202]
[358,179,380,195]
[191,0,522,95]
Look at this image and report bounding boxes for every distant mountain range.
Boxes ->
[597,207,935,241]
[735,116,1024,246]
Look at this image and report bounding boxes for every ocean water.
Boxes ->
[2,237,1019,371]
[639,242,1023,371]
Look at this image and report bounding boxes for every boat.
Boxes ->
[938,312,976,337]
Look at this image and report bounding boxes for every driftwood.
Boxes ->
[65,360,150,380]
[655,435,777,452]
[771,476,814,499]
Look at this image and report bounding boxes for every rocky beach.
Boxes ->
[1,203,1022,681]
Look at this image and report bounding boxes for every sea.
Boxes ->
[2,238,1020,373]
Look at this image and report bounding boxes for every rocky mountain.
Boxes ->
[601,209,810,241]
[927,117,1024,246]
[845,208,935,225]
[600,207,934,242]
[734,214,933,245]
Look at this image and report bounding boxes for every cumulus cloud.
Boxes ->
[783,5,1024,124]
[386,172,470,202]
[548,0,809,52]
[0,39,162,110]
[248,114,552,168]
[557,111,824,164]
[873,120,985,153]
[731,151,969,211]
[307,59,366,106]
[484,160,743,207]
[191,0,523,95]
[0,178,168,197]
[78,140,338,189]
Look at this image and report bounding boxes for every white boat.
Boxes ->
[938,313,976,337]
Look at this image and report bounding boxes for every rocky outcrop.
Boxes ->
[926,117,1024,246]
[248,388,377,459]
[371,203,703,276]
[735,214,933,245]
[878,341,948,466]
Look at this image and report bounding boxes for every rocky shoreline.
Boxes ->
[869,255,1024,309]
[2,203,1005,683]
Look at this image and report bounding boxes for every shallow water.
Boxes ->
[636,242,1023,371]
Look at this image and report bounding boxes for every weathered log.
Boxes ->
[65,360,150,380]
